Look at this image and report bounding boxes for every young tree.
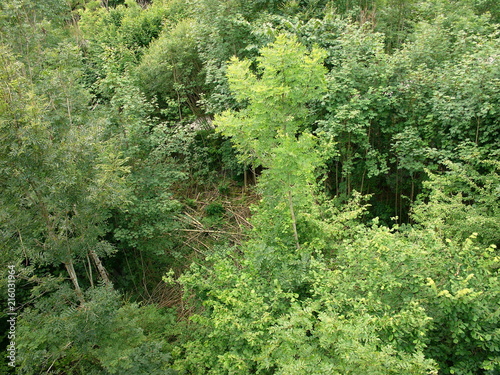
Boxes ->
[215,33,327,249]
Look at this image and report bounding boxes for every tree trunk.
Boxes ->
[86,253,94,288]
[288,189,300,250]
[89,250,112,286]
[360,167,366,195]
[30,181,86,303]
[64,260,85,304]
[395,161,399,224]
[243,164,248,189]
[335,161,339,197]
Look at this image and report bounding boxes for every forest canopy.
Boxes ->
[0,0,499,374]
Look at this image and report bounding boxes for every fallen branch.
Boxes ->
[177,228,247,236]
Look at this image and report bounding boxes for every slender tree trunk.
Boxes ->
[361,125,371,195]
[395,161,399,224]
[89,250,111,286]
[66,97,73,126]
[360,168,366,195]
[29,181,86,302]
[243,164,248,189]
[409,176,415,224]
[85,253,94,288]
[172,66,183,120]
[347,138,352,195]
[399,193,403,223]
[410,176,415,203]
[64,260,85,304]
[335,160,339,197]
[347,170,351,196]
[288,189,300,250]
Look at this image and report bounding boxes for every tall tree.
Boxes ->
[0,45,129,302]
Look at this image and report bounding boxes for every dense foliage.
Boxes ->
[0,0,498,374]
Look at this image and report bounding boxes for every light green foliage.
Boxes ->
[173,35,437,374]
[425,267,500,374]
[172,13,500,372]
[175,208,494,373]
[412,144,500,247]
[78,0,167,81]
[136,18,206,116]
[216,34,326,163]
[261,301,434,374]
[325,222,500,374]
[216,34,327,247]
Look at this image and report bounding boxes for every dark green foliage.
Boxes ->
[311,7,500,220]
[0,43,127,288]
[17,287,176,374]
[205,203,225,217]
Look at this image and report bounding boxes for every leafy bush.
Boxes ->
[205,202,225,217]
[17,287,176,374]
